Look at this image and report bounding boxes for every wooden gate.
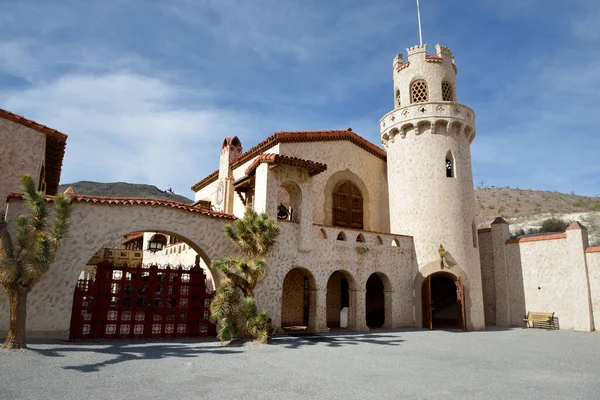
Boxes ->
[70,261,216,340]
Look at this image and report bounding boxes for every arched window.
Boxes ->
[442,81,454,101]
[333,181,363,229]
[445,150,455,178]
[410,80,429,103]
[395,89,401,107]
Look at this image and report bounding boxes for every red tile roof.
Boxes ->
[191,129,386,191]
[122,232,144,244]
[0,108,68,196]
[586,246,600,254]
[506,233,566,244]
[6,192,236,220]
[245,154,327,177]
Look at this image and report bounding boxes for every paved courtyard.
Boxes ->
[1,327,599,400]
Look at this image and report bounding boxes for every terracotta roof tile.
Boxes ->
[506,233,566,244]
[6,192,236,220]
[122,232,144,244]
[0,108,67,196]
[245,153,327,177]
[586,246,600,254]
[191,129,385,191]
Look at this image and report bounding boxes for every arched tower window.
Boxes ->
[410,80,429,103]
[442,81,454,101]
[395,89,401,107]
[445,151,455,178]
[333,181,363,229]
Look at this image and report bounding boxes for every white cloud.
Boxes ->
[1,71,272,197]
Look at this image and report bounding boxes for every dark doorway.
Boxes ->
[326,271,354,329]
[366,274,385,328]
[422,272,466,330]
[281,268,315,331]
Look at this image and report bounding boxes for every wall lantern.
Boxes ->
[147,234,166,253]
[438,244,446,269]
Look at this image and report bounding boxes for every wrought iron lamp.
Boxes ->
[147,234,166,253]
[438,244,446,269]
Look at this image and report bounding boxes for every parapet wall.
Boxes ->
[478,221,596,331]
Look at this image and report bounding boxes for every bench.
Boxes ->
[523,312,556,329]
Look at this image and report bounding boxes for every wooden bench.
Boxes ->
[523,312,556,329]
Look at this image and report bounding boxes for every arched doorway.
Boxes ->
[326,271,355,329]
[422,272,466,330]
[366,274,385,328]
[281,268,315,332]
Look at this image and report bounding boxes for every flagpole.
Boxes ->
[416,0,423,46]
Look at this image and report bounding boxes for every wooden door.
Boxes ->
[456,276,466,330]
[422,276,432,329]
[332,181,363,229]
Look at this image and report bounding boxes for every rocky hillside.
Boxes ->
[475,187,600,245]
[58,181,193,204]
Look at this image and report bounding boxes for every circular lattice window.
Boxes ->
[442,81,454,101]
[411,80,429,103]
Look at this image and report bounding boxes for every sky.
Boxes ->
[1,0,599,197]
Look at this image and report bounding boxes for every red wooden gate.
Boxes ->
[70,261,216,340]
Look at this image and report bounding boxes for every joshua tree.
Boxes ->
[210,208,280,343]
[0,175,71,349]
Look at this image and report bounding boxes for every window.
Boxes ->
[410,80,429,103]
[445,151,455,178]
[442,81,454,101]
[472,221,478,248]
[395,89,401,107]
[333,181,363,229]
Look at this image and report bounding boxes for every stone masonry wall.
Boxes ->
[0,119,45,208]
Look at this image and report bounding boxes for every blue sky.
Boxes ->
[1,0,599,197]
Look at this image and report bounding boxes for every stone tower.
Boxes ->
[380,44,485,329]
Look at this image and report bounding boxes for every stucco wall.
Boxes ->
[478,230,496,325]
[504,236,591,330]
[0,200,237,339]
[0,119,45,207]
[278,141,390,233]
[255,223,416,332]
[586,250,600,330]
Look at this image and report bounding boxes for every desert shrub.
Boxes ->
[539,217,568,233]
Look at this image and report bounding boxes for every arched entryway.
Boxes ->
[69,230,217,340]
[365,273,390,329]
[422,272,466,330]
[281,268,316,332]
[326,271,356,329]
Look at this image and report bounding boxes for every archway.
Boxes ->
[421,272,465,330]
[366,274,385,328]
[69,230,217,340]
[281,268,316,332]
[326,270,356,329]
[277,181,302,222]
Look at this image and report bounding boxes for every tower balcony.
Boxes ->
[380,102,476,147]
